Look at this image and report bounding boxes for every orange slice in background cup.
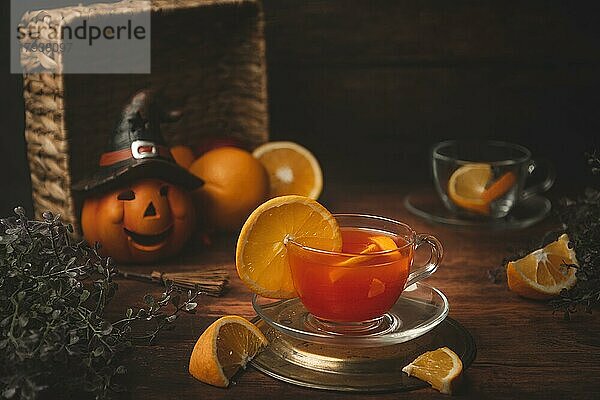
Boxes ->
[447,163,517,215]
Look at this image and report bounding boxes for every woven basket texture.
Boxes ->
[22,0,269,234]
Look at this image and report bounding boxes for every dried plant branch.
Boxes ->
[0,208,203,399]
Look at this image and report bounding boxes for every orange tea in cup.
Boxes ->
[287,214,442,324]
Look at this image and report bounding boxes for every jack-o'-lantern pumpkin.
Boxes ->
[73,90,204,263]
[81,179,196,263]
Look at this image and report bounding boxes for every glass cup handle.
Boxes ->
[521,159,556,200]
[405,234,443,288]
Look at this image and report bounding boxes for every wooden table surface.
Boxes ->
[110,184,600,400]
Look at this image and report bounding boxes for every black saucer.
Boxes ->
[404,188,551,230]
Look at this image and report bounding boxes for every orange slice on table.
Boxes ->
[447,163,516,215]
[236,195,342,299]
[253,141,323,199]
[189,315,268,388]
[506,233,577,300]
[402,347,463,395]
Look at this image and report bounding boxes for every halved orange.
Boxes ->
[253,141,323,199]
[402,347,463,394]
[236,195,342,298]
[507,233,577,300]
[189,316,268,387]
[447,164,516,215]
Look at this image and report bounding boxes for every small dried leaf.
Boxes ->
[39,306,53,314]
[2,387,16,399]
[80,290,90,302]
[166,315,178,323]
[143,294,155,306]
[92,346,104,357]
[100,321,113,335]
[19,314,29,327]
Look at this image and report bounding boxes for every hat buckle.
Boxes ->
[132,140,159,159]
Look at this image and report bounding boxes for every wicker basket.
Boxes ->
[21,0,269,234]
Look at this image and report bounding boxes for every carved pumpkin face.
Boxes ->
[81,179,196,263]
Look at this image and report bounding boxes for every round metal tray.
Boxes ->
[251,315,476,393]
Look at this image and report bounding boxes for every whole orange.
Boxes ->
[189,146,269,231]
[170,145,196,169]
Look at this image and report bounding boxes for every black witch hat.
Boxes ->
[73,89,203,193]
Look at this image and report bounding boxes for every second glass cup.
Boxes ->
[286,214,442,328]
[432,140,555,218]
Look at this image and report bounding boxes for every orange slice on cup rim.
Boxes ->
[236,195,342,299]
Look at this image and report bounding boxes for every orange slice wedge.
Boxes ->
[189,316,268,387]
[332,236,399,283]
[236,195,342,298]
[447,163,492,214]
[253,141,323,199]
[337,235,398,267]
[507,233,578,300]
[448,164,517,215]
[369,236,398,251]
[482,171,517,203]
[402,347,463,394]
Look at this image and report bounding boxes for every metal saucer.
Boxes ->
[250,315,476,393]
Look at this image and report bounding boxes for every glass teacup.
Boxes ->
[432,140,555,218]
[286,214,442,331]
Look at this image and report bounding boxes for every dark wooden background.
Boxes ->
[262,0,600,186]
[2,0,600,210]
